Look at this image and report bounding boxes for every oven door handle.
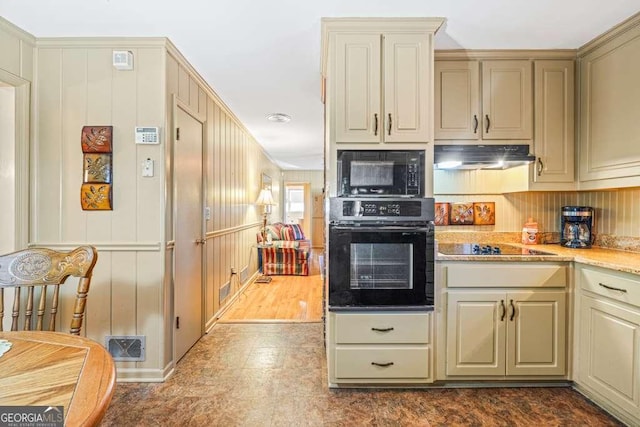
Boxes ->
[330,226,433,232]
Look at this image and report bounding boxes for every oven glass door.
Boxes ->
[329,226,434,307]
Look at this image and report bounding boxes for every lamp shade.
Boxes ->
[255,188,275,206]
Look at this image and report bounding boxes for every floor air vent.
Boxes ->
[105,336,146,361]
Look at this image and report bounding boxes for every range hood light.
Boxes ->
[436,161,463,169]
[484,160,505,169]
[433,145,536,170]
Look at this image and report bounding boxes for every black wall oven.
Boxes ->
[328,197,435,309]
[337,150,424,197]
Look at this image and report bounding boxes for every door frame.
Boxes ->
[0,70,30,250]
[171,97,206,362]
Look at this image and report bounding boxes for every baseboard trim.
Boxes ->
[115,362,174,382]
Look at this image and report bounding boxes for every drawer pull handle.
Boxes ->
[599,282,628,293]
[371,362,394,367]
[371,327,394,332]
[509,299,516,321]
[499,300,506,321]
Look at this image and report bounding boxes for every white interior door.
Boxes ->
[174,106,204,361]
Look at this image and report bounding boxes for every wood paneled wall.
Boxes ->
[32,39,168,379]
[166,49,281,332]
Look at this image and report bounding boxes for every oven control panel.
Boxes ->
[332,198,432,220]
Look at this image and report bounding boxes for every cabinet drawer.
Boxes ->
[334,346,430,379]
[334,313,430,344]
[581,267,640,307]
[446,264,567,288]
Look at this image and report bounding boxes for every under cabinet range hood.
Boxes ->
[434,145,536,170]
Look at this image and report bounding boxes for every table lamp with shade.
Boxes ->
[255,188,275,243]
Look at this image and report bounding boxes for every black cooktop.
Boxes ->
[438,243,555,256]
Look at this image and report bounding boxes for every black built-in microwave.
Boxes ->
[337,150,424,197]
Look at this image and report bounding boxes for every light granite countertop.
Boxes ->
[436,242,640,276]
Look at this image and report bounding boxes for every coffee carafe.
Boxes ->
[561,206,594,248]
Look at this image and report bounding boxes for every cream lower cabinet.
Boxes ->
[439,262,568,380]
[328,311,432,385]
[575,265,640,425]
[446,290,566,377]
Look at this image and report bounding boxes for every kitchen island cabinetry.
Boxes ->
[438,262,568,380]
[574,264,640,426]
[434,59,532,141]
[327,311,433,385]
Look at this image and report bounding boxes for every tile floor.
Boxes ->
[102,323,623,426]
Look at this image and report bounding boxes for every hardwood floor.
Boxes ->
[218,249,324,323]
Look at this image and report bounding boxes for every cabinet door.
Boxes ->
[533,60,575,183]
[578,27,640,182]
[482,60,533,140]
[333,33,381,143]
[383,33,430,143]
[579,295,640,417]
[506,290,566,376]
[434,61,480,140]
[446,291,506,376]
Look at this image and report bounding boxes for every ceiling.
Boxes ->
[1,1,638,170]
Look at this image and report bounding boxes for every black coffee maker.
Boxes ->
[561,206,594,248]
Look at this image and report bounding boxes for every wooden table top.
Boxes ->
[0,331,116,427]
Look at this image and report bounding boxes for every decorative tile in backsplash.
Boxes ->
[434,201,495,226]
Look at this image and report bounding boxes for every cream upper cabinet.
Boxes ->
[435,60,532,141]
[434,61,480,140]
[532,60,575,183]
[333,32,432,143]
[578,16,640,185]
[333,33,381,143]
[482,60,533,140]
[446,290,566,377]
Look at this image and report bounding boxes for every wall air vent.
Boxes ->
[105,335,146,361]
[220,281,230,301]
[112,50,134,70]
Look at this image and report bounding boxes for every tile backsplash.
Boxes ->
[435,187,640,239]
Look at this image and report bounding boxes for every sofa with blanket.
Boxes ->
[257,222,310,276]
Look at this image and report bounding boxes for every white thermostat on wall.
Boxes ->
[135,127,160,145]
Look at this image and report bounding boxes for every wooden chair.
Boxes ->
[0,246,98,335]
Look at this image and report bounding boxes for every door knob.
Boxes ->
[195,238,206,245]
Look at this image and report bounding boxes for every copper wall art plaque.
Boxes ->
[473,202,496,225]
[81,126,113,210]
